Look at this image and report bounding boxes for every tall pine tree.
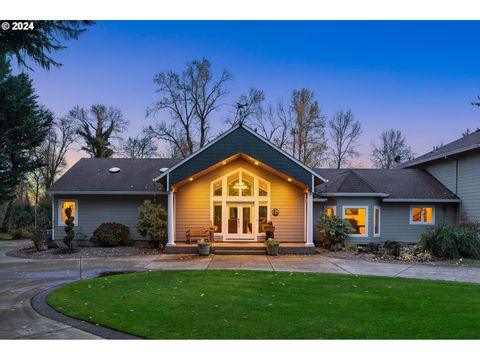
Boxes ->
[0,56,52,208]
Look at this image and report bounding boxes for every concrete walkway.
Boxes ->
[1,240,479,339]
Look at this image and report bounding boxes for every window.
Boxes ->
[410,206,435,225]
[213,180,222,196]
[213,203,222,232]
[58,200,78,226]
[227,174,240,196]
[258,203,268,232]
[343,207,368,236]
[242,173,253,196]
[374,206,381,237]
[325,206,336,217]
[259,179,268,196]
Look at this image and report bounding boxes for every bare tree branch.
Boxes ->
[328,110,362,168]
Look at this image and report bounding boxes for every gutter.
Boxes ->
[46,191,167,195]
[382,198,461,203]
[318,192,390,198]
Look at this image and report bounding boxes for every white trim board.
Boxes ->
[382,198,460,203]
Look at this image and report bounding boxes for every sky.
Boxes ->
[23,20,480,168]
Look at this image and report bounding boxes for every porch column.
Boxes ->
[167,190,176,247]
[306,191,314,247]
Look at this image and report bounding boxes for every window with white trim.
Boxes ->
[410,206,435,225]
[58,199,78,226]
[343,206,368,237]
[374,206,381,237]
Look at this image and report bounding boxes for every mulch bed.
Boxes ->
[7,245,163,259]
[317,248,480,267]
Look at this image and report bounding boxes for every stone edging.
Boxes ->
[31,283,141,340]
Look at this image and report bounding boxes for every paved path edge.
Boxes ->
[31,283,140,340]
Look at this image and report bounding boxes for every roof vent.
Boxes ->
[108,167,121,173]
[159,167,169,173]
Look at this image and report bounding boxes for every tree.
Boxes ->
[36,117,77,189]
[0,21,94,70]
[146,58,232,158]
[283,88,327,167]
[328,110,362,168]
[0,57,52,229]
[137,200,168,249]
[68,104,129,158]
[120,132,158,159]
[371,129,415,169]
[227,88,265,126]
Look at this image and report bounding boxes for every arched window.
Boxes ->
[211,168,271,238]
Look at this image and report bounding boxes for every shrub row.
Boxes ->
[421,223,480,260]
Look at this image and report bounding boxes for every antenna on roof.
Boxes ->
[394,155,401,163]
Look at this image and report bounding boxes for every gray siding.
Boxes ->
[425,159,457,193]
[456,154,480,221]
[52,195,167,242]
[169,127,316,190]
[423,152,480,222]
[313,197,457,244]
[379,203,456,243]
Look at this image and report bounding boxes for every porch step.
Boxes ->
[213,248,266,255]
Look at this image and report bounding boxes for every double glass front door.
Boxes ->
[227,203,253,239]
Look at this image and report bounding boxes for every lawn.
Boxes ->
[47,270,480,339]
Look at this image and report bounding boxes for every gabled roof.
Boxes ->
[314,168,459,200]
[155,123,327,189]
[402,130,480,168]
[47,158,180,194]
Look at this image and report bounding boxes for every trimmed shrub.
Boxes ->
[91,223,133,247]
[421,223,480,259]
[317,214,353,250]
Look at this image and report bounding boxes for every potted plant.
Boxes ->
[197,239,211,256]
[265,239,280,256]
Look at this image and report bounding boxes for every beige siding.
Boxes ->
[174,158,305,243]
[53,195,165,242]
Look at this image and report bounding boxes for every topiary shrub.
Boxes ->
[137,200,168,249]
[91,223,132,247]
[317,214,353,251]
[421,223,480,259]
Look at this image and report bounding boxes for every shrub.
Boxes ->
[317,214,353,250]
[137,200,168,249]
[421,223,480,259]
[91,223,132,247]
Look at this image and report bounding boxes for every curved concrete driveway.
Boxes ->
[1,240,479,339]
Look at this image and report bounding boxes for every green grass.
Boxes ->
[47,270,480,339]
[0,233,12,240]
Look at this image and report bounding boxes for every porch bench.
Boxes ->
[185,226,210,244]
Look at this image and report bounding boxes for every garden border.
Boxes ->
[31,282,141,340]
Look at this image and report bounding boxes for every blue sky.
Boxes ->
[25,21,480,167]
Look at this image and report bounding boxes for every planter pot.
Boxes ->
[266,245,279,256]
[198,244,210,256]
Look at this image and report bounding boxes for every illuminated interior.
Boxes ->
[411,207,433,223]
[343,207,367,235]
[60,200,76,225]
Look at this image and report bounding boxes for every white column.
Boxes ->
[167,190,176,247]
[306,191,314,247]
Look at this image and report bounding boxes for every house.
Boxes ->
[48,124,467,253]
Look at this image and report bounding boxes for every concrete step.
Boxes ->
[213,248,266,255]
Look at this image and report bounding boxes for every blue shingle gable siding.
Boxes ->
[168,126,315,189]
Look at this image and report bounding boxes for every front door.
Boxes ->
[226,203,254,240]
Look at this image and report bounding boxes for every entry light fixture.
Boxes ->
[189,177,194,181]
[222,161,227,165]
[254,161,259,165]
[287,178,292,182]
